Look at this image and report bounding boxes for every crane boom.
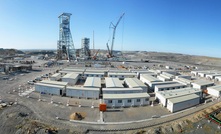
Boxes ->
[107,13,125,57]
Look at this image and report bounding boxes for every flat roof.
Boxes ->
[151,81,177,85]
[108,72,137,76]
[63,68,85,72]
[66,86,99,91]
[84,71,104,75]
[158,75,170,79]
[40,80,68,86]
[51,73,60,77]
[62,73,79,79]
[108,70,130,73]
[124,78,146,88]
[105,77,124,88]
[103,93,150,99]
[140,74,162,82]
[130,70,149,73]
[155,83,186,89]
[59,70,83,74]
[168,94,199,104]
[162,72,175,77]
[192,80,214,86]
[156,87,201,99]
[103,87,143,91]
[35,82,64,88]
[175,78,192,83]
[84,77,101,88]
[207,85,221,91]
[85,69,108,73]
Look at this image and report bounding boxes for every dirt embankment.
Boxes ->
[127,102,221,134]
[0,103,84,134]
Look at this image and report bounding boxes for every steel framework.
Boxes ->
[57,13,76,61]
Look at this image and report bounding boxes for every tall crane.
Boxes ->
[107,13,125,58]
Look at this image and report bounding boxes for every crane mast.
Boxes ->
[107,13,125,57]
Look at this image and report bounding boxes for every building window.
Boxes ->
[108,100,112,103]
[128,99,131,103]
[145,98,149,101]
[137,99,140,102]
[96,75,98,77]
[118,100,122,103]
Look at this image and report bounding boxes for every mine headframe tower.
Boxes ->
[57,13,76,61]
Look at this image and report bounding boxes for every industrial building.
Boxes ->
[157,75,171,81]
[50,73,61,81]
[81,38,90,58]
[166,94,200,113]
[154,83,187,92]
[62,73,79,85]
[207,85,221,97]
[108,72,137,79]
[84,77,101,88]
[105,77,124,88]
[155,87,202,107]
[206,73,221,80]
[191,80,214,90]
[140,74,162,86]
[173,78,192,85]
[39,80,68,87]
[215,76,221,81]
[102,88,143,94]
[83,71,104,78]
[66,86,99,99]
[175,75,191,80]
[124,78,147,92]
[162,72,175,79]
[103,93,150,107]
[35,83,65,96]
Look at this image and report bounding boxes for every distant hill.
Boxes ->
[0,48,24,56]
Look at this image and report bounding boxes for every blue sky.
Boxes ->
[0,0,221,57]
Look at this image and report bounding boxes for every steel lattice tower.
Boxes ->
[57,13,76,61]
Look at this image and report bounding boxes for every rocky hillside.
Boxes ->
[0,48,24,56]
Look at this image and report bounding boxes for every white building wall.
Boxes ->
[66,88,99,99]
[167,97,200,113]
[207,88,220,97]
[104,98,149,108]
[35,85,62,95]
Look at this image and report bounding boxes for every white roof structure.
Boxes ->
[66,86,99,91]
[168,94,199,104]
[174,78,192,84]
[84,71,105,75]
[108,69,130,73]
[192,80,214,86]
[124,78,146,88]
[207,85,221,91]
[161,72,175,78]
[84,77,101,88]
[59,70,83,74]
[85,69,108,73]
[140,74,161,82]
[105,77,124,88]
[103,93,150,99]
[40,80,68,86]
[62,68,85,72]
[51,73,60,77]
[35,82,65,88]
[155,83,186,89]
[102,87,143,92]
[108,72,136,76]
[156,87,201,99]
[62,73,79,79]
